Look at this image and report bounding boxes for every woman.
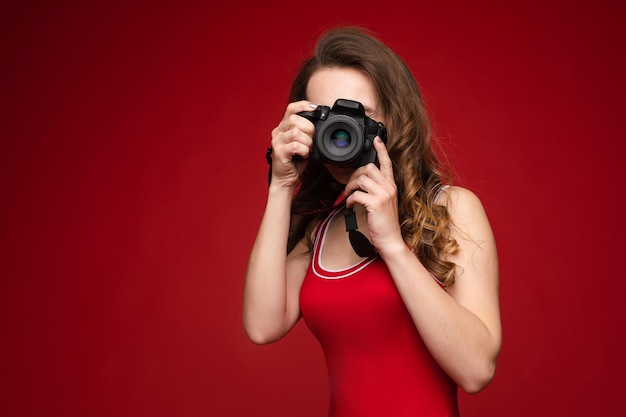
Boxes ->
[243,27,501,416]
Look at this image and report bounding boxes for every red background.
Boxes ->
[2,1,625,416]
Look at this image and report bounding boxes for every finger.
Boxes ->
[286,113,315,137]
[345,188,369,209]
[273,128,313,159]
[343,171,361,198]
[276,102,318,135]
[344,162,384,194]
[284,100,318,120]
[374,136,394,183]
[344,168,376,197]
[344,185,382,211]
[353,174,380,197]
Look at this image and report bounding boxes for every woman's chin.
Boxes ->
[325,164,354,185]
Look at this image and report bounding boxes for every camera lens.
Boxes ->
[330,129,351,149]
[317,115,363,167]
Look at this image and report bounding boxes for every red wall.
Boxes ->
[2,1,624,416]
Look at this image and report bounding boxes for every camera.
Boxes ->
[298,99,387,168]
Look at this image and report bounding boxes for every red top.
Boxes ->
[300,208,459,417]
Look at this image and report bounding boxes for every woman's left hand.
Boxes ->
[344,137,405,255]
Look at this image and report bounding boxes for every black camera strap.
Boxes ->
[266,147,273,185]
[344,207,377,258]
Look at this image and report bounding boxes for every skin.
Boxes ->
[243,67,502,394]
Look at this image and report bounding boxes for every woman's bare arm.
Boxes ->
[243,101,317,344]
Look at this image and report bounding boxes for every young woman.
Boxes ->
[243,27,501,417]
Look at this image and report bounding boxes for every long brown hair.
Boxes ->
[287,27,459,286]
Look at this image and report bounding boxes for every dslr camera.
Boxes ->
[298,99,387,168]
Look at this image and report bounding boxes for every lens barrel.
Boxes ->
[316,115,365,166]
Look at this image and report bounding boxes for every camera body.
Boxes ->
[298,99,387,168]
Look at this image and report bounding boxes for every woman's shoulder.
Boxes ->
[435,184,480,203]
[435,185,488,222]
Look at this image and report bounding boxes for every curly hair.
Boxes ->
[285,27,459,286]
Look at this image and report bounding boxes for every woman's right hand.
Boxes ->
[269,100,317,187]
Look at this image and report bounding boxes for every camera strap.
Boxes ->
[344,207,377,258]
[266,147,273,186]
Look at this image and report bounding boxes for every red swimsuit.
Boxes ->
[300,208,459,417]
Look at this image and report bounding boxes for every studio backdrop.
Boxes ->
[1,1,624,416]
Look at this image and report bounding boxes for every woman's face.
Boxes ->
[306,67,384,185]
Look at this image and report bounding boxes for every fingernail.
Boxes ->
[309,103,318,109]
[375,136,382,143]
